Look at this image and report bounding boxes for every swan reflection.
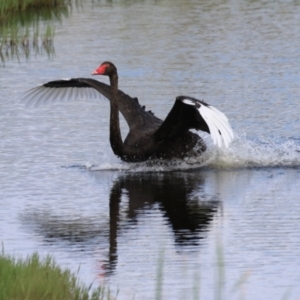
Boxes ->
[21,171,220,277]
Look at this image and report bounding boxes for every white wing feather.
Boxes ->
[202,106,234,148]
[183,99,234,148]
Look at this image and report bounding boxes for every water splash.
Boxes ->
[209,135,300,169]
[78,134,300,172]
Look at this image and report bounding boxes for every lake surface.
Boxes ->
[1,0,300,299]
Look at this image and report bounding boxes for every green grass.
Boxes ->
[0,0,75,63]
[0,245,294,300]
[0,0,67,16]
[0,0,69,28]
[0,251,115,300]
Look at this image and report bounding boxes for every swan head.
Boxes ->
[92,61,117,76]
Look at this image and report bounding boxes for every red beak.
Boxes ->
[92,65,106,75]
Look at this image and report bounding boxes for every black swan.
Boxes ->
[22,61,234,162]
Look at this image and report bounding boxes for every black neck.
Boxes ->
[109,73,124,157]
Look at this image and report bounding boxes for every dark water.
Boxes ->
[1,0,300,299]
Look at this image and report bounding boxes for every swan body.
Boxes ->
[22,62,234,162]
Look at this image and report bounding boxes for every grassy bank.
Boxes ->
[0,0,74,63]
[0,251,114,300]
[0,0,67,17]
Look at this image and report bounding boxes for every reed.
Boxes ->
[153,242,293,300]
[0,0,66,15]
[0,251,115,300]
[155,248,165,300]
[0,0,73,63]
[0,245,293,300]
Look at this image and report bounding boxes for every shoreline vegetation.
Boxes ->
[0,245,293,300]
[0,250,115,300]
[0,0,77,63]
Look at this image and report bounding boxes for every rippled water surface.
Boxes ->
[1,0,300,299]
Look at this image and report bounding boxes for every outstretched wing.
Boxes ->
[155,96,234,148]
[22,78,162,131]
[22,79,101,106]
